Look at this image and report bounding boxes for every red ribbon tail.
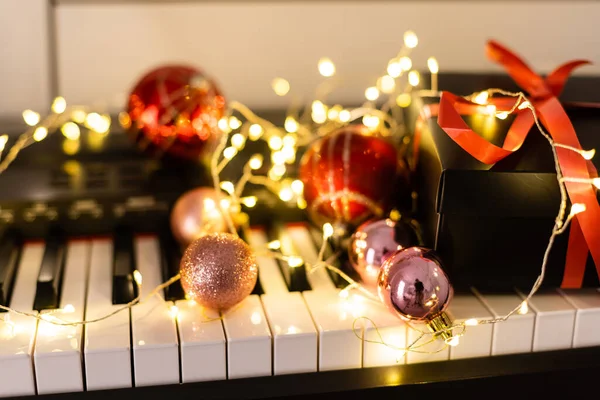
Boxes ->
[561,216,588,288]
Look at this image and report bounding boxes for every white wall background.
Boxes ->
[1,0,600,118]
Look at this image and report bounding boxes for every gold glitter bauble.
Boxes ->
[180,232,258,311]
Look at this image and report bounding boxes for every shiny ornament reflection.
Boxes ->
[378,247,454,340]
[298,124,403,229]
[170,187,230,248]
[127,65,226,161]
[180,233,258,311]
[349,218,418,289]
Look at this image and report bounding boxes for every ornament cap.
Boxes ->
[426,311,453,342]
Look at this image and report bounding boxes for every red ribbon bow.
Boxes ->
[436,40,600,288]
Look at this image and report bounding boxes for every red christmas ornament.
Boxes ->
[126,65,226,161]
[298,125,403,228]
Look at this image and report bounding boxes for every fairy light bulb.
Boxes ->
[338,109,351,122]
[408,70,420,87]
[231,133,245,149]
[268,240,281,250]
[387,59,402,78]
[399,56,412,72]
[271,77,290,96]
[241,196,257,208]
[593,178,600,189]
[218,118,230,132]
[582,149,595,160]
[169,305,179,319]
[284,117,299,133]
[318,58,336,77]
[464,318,479,326]
[62,304,75,313]
[223,146,238,160]
[249,154,263,170]
[287,256,304,268]
[323,223,334,239]
[33,127,48,142]
[133,270,143,285]
[220,181,235,194]
[279,187,293,202]
[403,30,418,48]
[22,110,40,126]
[518,100,531,110]
[228,116,242,130]
[427,57,439,74]
[496,112,509,120]
[378,75,396,94]
[61,122,81,140]
[447,336,460,347]
[249,123,263,138]
[51,97,67,114]
[365,87,380,101]
[0,135,8,151]
[474,91,489,105]
[282,134,297,148]
[271,151,286,165]
[291,180,304,195]
[268,135,283,151]
[362,115,379,129]
[518,301,529,315]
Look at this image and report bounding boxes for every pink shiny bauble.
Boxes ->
[126,65,226,161]
[348,218,417,289]
[170,187,229,248]
[180,233,258,311]
[298,124,405,228]
[378,247,453,322]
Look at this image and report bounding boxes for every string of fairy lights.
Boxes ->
[0,30,597,357]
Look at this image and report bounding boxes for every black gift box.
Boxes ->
[411,74,600,292]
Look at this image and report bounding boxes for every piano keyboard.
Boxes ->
[1,223,600,397]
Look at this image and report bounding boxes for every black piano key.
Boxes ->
[307,225,355,289]
[266,222,310,292]
[238,227,263,295]
[34,230,66,310]
[0,229,22,309]
[112,227,138,305]
[159,231,185,301]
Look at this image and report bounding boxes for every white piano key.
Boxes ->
[473,288,535,355]
[84,239,132,391]
[0,242,44,397]
[131,235,179,386]
[303,289,362,371]
[447,293,493,360]
[261,292,317,375]
[176,300,226,383]
[247,228,289,295]
[222,294,272,379]
[34,240,90,395]
[406,322,449,364]
[362,302,407,367]
[517,289,575,352]
[559,289,600,348]
[286,224,337,291]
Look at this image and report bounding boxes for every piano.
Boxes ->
[1,87,600,399]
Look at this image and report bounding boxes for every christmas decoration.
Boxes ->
[170,186,232,248]
[348,217,420,290]
[377,247,454,341]
[179,232,258,311]
[126,65,226,161]
[298,124,402,230]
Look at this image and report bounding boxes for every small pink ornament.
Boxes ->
[378,247,455,341]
